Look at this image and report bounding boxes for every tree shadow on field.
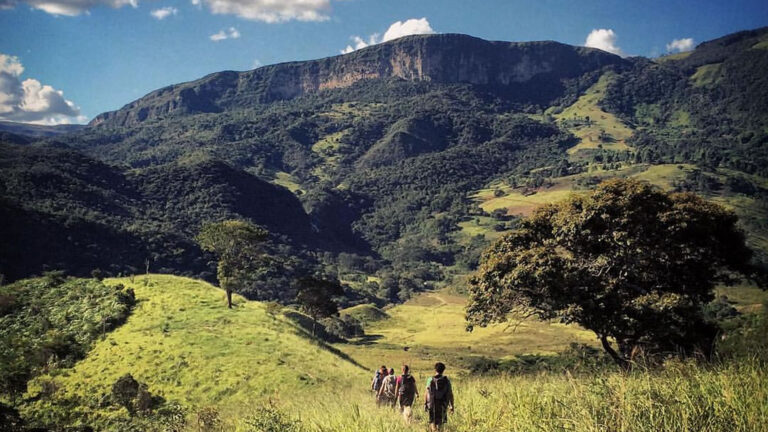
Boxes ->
[348,334,383,346]
[281,312,368,370]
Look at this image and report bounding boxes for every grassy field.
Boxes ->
[287,357,768,432]
[14,273,767,431]
[552,72,634,155]
[272,171,305,194]
[336,290,597,373]
[691,63,724,87]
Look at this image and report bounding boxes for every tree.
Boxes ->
[197,220,268,308]
[295,277,344,337]
[466,179,764,368]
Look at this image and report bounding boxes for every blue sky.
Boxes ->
[0,0,766,124]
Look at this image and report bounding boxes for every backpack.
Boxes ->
[383,375,397,398]
[398,374,417,405]
[428,375,450,406]
[398,374,416,398]
[372,371,383,390]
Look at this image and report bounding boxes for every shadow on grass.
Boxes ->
[280,312,368,370]
[347,334,383,346]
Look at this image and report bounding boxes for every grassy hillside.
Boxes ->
[20,275,365,429]
[336,290,596,373]
[552,72,634,155]
[9,274,767,431]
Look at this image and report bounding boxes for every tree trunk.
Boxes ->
[226,290,233,309]
[600,335,630,370]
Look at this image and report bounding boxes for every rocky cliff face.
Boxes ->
[90,34,627,127]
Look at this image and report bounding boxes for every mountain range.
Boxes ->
[1,27,767,303]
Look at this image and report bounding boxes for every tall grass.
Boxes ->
[272,358,766,432]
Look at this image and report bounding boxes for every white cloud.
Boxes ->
[252,59,263,68]
[585,28,624,56]
[200,0,331,23]
[0,0,138,16]
[151,6,177,20]
[666,37,695,53]
[210,27,240,42]
[0,0,335,21]
[0,53,85,125]
[341,18,436,54]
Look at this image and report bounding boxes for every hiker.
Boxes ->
[370,365,388,394]
[394,364,418,423]
[425,362,454,431]
[377,367,397,407]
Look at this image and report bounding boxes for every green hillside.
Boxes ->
[19,275,365,429]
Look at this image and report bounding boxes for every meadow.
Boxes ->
[12,274,767,431]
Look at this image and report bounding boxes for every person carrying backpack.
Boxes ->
[425,362,454,431]
[370,365,388,394]
[394,364,419,423]
[377,368,397,407]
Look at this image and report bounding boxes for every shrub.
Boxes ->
[243,405,303,432]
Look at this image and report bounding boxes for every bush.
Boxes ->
[243,405,303,432]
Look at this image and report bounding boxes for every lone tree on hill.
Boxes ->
[296,276,344,337]
[197,220,268,308]
[466,178,765,368]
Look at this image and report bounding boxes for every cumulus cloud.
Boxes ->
[151,6,177,20]
[585,28,624,56]
[0,0,137,16]
[341,18,436,54]
[200,0,331,23]
[210,27,240,42]
[666,37,695,53]
[0,53,85,125]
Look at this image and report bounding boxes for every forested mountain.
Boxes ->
[2,28,767,303]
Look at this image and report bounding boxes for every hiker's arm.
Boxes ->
[448,384,455,412]
[394,382,400,402]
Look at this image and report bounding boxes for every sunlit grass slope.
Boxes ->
[553,72,634,155]
[336,290,596,373]
[23,275,365,422]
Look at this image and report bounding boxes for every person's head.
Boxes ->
[402,364,410,375]
[380,365,387,374]
[389,368,395,375]
[434,362,446,375]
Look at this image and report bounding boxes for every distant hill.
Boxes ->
[0,143,321,288]
[90,34,627,128]
[0,120,85,137]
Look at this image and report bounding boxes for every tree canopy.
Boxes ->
[466,178,763,367]
[197,220,268,308]
[295,276,344,337]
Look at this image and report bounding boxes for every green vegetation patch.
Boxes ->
[336,290,595,373]
[691,63,725,87]
[339,303,389,324]
[552,72,634,154]
[271,171,304,194]
[0,275,135,398]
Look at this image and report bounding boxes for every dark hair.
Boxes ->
[380,365,387,370]
[389,368,395,375]
[434,362,446,374]
[402,364,410,374]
